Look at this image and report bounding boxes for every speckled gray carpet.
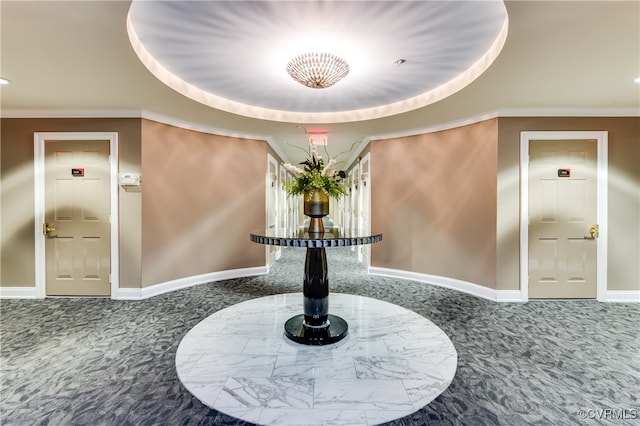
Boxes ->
[1,248,639,426]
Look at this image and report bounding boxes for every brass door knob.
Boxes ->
[585,224,599,239]
[43,222,56,237]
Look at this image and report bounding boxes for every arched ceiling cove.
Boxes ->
[126,0,508,123]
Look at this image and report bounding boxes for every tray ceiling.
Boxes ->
[127,0,508,123]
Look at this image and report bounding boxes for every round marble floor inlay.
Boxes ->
[176,293,457,426]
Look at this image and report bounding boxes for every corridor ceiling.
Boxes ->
[1,1,638,165]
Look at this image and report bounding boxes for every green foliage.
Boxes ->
[282,147,347,199]
[283,168,347,198]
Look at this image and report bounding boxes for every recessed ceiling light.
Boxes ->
[635,76,640,84]
[0,78,10,85]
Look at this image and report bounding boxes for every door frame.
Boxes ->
[349,164,359,252]
[34,132,119,298]
[520,131,608,301]
[279,164,288,235]
[358,152,372,267]
[266,153,279,265]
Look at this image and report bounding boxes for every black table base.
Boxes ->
[249,228,382,347]
[284,314,348,345]
[284,246,348,346]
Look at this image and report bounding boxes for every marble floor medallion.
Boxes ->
[176,293,457,426]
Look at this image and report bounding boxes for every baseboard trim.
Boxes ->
[368,267,501,302]
[0,286,38,299]
[3,269,634,303]
[114,287,143,300]
[496,290,526,302]
[114,266,269,300]
[605,290,640,303]
[0,267,269,300]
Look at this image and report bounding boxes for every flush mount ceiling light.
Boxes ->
[286,53,350,89]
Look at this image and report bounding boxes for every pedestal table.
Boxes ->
[250,227,382,345]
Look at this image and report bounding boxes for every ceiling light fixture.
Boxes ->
[286,52,350,89]
[0,77,10,85]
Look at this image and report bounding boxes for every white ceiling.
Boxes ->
[126,0,508,122]
[1,1,638,166]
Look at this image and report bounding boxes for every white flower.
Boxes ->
[321,158,337,176]
[282,163,305,177]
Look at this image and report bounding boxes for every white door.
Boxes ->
[44,140,111,296]
[528,139,598,299]
[279,165,288,233]
[351,165,359,227]
[267,154,279,264]
[350,166,359,252]
[359,154,371,266]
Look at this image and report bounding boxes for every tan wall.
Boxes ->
[370,119,498,288]
[497,117,640,292]
[0,118,142,288]
[2,116,637,296]
[1,117,267,291]
[140,120,266,287]
[369,116,640,293]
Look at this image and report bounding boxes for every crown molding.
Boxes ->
[0,108,289,163]
[139,110,289,163]
[0,108,144,118]
[496,107,639,117]
[345,106,640,167]
[363,107,639,143]
[3,106,637,166]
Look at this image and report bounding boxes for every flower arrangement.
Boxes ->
[282,143,348,199]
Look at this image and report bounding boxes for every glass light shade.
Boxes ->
[286,53,349,89]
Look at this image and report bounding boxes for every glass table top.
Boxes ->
[250,227,382,248]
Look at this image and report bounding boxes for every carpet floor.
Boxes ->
[1,248,638,425]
